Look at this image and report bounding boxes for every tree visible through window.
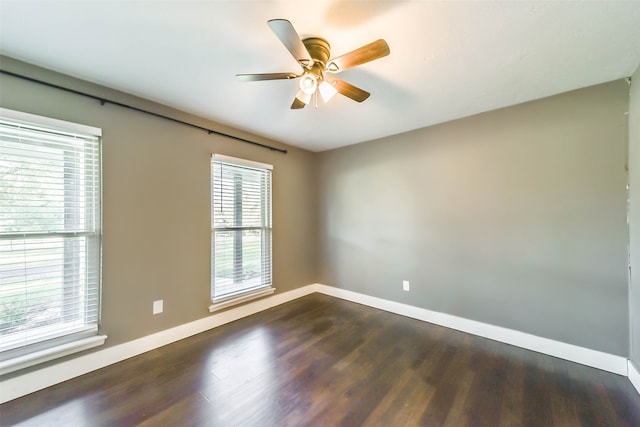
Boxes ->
[0,110,101,360]
[211,155,272,301]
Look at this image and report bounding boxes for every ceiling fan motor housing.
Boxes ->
[302,37,331,68]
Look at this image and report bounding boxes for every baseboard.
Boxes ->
[0,284,317,404]
[629,360,640,395]
[314,284,629,376]
[1,283,631,403]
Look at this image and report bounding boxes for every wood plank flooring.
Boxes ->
[1,293,639,426]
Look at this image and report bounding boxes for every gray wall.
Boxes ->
[1,54,634,375]
[0,57,318,356]
[318,80,630,355]
[630,66,640,367]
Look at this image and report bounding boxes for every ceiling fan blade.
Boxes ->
[291,90,311,109]
[329,78,371,102]
[326,39,390,73]
[268,19,313,67]
[236,72,298,81]
[291,98,306,109]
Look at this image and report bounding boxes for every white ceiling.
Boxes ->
[1,1,640,152]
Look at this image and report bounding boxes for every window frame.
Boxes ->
[209,154,274,312]
[0,108,106,375]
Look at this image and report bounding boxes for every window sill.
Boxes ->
[209,287,275,313]
[0,335,108,376]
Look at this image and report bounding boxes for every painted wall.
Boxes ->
[0,57,317,368]
[317,80,630,355]
[630,66,640,367]
[0,54,634,383]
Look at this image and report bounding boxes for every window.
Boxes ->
[0,108,104,374]
[210,154,273,311]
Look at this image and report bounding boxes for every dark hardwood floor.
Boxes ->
[2,293,639,426]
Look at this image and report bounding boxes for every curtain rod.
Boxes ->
[0,69,288,154]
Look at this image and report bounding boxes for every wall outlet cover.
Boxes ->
[153,300,163,314]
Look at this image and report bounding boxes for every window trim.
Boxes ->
[209,154,274,312]
[0,107,102,137]
[0,333,106,376]
[0,108,106,374]
[208,286,275,313]
[212,154,273,172]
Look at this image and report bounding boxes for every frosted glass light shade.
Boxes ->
[319,81,338,102]
[299,73,318,95]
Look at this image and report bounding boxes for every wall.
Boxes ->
[0,56,317,366]
[0,54,635,388]
[318,80,630,355]
[630,66,640,367]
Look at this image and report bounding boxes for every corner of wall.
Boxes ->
[629,64,640,369]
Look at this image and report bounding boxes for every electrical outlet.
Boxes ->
[153,300,163,315]
[403,280,410,291]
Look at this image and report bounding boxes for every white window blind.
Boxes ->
[211,155,272,302]
[0,109,102,360]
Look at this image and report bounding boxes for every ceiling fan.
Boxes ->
[236,19,390,109]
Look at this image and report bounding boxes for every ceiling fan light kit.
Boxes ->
[236,19,390,110]
[318,80,338,102]
[299,73,318,95]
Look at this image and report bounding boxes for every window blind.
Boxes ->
[0,111,101,358]
[211,155,272,301]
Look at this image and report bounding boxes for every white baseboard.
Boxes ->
[314,284,629,376]
[1,283,632,403]
[0,284,316,404]
[629,360,640,395]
